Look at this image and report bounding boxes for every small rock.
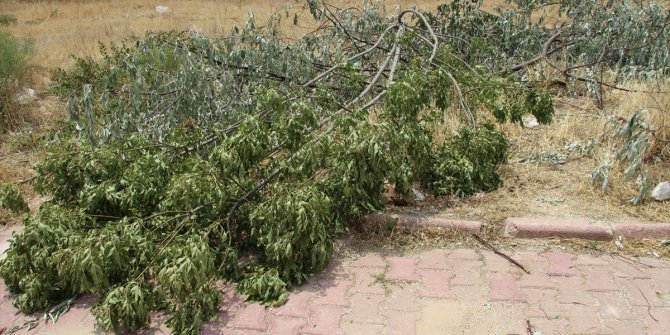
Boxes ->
[156,5,170,14]
[16,88,36,104]
[523,115,539,128]
[614,240,624,249]
[659,240,670,246]
[651,181,670,201]
[412,189,426,201]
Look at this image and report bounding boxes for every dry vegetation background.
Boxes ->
[0,0,668,227]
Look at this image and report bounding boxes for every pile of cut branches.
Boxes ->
[0,0,667,333]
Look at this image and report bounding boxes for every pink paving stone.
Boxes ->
[612,223,670,239]
[448,260,484,286]
[416,249,450,270]
[638,257,670,269]
[648,267,670,294]
[487,273,526,302]
[505,217,613,240]
[0,281,16,303]
[526,302,564,320]
[418,270,455,299]
[563,304,607,334]
[450,285,488,301]
[351,253,386,268]
[491,302,529,334]
[602,319,648,335]
[522,288,562,320]
[303,305,346,335]
[517,272,557,289]
[554,277,599,306]
[271,290,312,317]
[542,252,578,277]
[36,295,99,335]
[340,322,384,335]
[447,248,481,260]
[268,316,307,335]
[593,292,640,320]
[313,280,352,306]
[229,303,268,331]
[482,252,515,273]
[201,310,237,334]
[616,278,667,307]
[386,257,419,282]
[383,286,419,312]
[344,294,384,324]
[350,267,386,295]
[383,310,417,335]
[0,225,22,236]
[0,300,21,328]
[529,318,570,335]
[220,285,243,314]
[573,254,611,266]
[609,256,653,279]
[323,258,354,278]
[583,267,619,292]
[523,287,559,304]
[635,306,670,335]
[136,313,170,335]
[511,251,552,275]
[37,312,97,335]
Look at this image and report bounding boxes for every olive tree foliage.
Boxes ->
[0,0,666,333]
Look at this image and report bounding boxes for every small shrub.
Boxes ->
[0,30,33,132]
[0,15,17,26]
[428,124,509,197]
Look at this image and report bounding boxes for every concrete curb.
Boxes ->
[364,214,670,241]
[612,223,670,239]
[363,213,482,234]
[504,217,613,241]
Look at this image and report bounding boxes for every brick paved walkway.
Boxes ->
[1,242,669,334]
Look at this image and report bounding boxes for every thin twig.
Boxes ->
[17,176,36,185]
[473,234,530,274]
[637,286,659,322]
[610,253,655,269]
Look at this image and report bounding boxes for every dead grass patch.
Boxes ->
[0,0,487,69]
[432,81,670,229]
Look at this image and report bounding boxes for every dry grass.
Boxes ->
[429,83,670,230]
[0,0,512,70]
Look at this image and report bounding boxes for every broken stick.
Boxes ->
[473,234,530,274]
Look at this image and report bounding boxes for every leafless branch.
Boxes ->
[507,31,562,73]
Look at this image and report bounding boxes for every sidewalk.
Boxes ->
[1,243,669,335]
